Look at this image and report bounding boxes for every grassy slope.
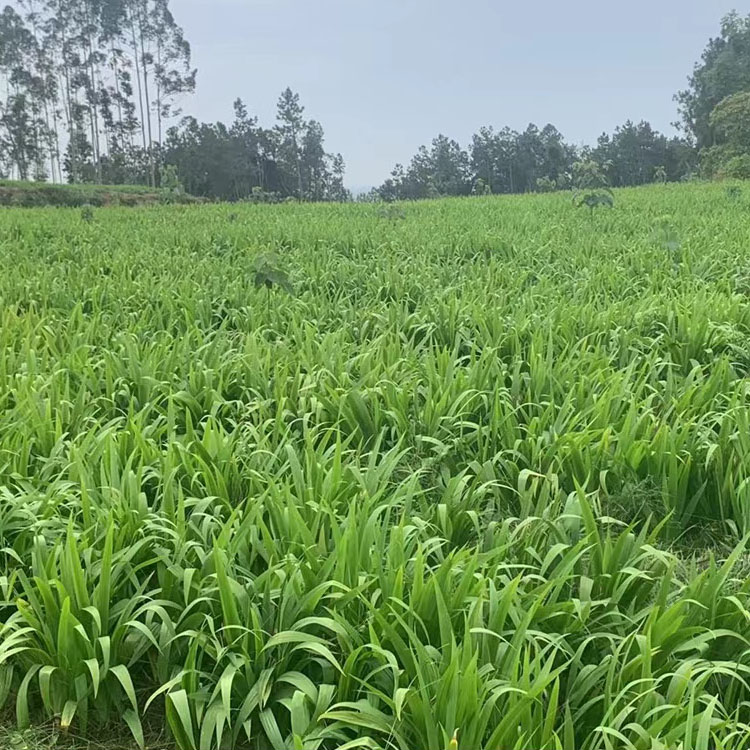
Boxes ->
[1,183,750,749]
[0,180,199,207]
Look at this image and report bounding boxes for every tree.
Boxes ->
[375,135,471,200]
[150,0,196,146]
[429,134,471,196]
[275,87,304,198]
[470,126,498,193]
[702,91,750,178]
[677,12,750,149]
[709,91,750,146]
[163,93,348,202]
[0,5,50,180]
[592,120,692,186]
[301,119,326,200]
[327,153,349,202]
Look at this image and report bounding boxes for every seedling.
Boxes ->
[651,215,682,270]
[253,252,294,316]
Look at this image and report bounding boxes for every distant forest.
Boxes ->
[1,3,749,202]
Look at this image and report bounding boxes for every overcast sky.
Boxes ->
[177,0,742,189]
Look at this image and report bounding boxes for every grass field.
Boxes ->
[2,183,750,749]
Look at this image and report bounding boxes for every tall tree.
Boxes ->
[677,12,750,149]
[301,119,327,200]
[275,87,304,198]
[701,91,750,178]
[0,5,49,179]
[150,0,195,147]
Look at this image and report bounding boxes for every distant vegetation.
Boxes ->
[0,179,200,207]
[369,11,750,201]
[2,6,750,203]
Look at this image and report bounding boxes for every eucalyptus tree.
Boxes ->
[150,0,195,146]
[0,4,49,180]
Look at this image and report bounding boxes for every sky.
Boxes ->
[177,0,743,190]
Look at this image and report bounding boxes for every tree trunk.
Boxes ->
[84,0,102,181]
[129,6,147,152]
[110,40,124,147]
[136,0,156,187]
[59,22,78,183]
[155,26,163,147]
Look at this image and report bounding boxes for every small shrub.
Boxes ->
[472,178,491,196]
[572,160,614,214]
[573,188,614,213]
[572,159,610,190]
[535,176,557,193]
[246,187,282,204]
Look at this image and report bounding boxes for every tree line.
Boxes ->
[163,90,349,202]
[1,4,749,202]
[372,11,750,201]
[373,121,695,201]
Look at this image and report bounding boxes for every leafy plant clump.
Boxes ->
[253,252,294,294]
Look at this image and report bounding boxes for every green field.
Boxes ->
[2,183,750,749]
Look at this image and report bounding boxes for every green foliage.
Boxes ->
[535,176,557,192]
[710,91,750,146]
[726,184,743,201]
[0,181,199,208]
[698,91,750,180]
[572,159,609,189]
[717,154,750,180]
[573,189,614,212]
[572,161,615,213]
[253,253,295,295]
[677,12,750,148]
[472,177,491,195]
[79,204,95,223]
[160,164,185,195]
[0,185,750,749]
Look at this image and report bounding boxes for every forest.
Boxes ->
[1,4,750,200]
